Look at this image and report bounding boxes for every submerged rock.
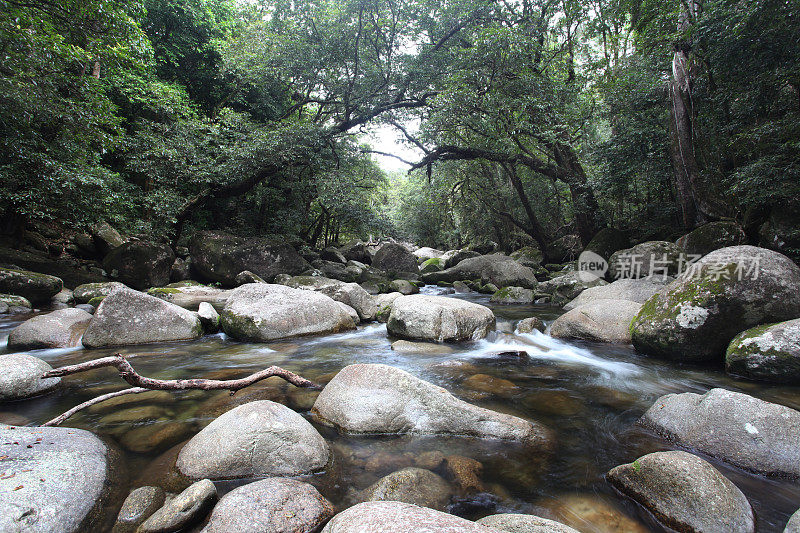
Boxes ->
[391,340,454,354]
[536,493,649,533]
[280,275,377,321]
[631,246,800,362]
[639,388,800,478]
[321,501,499,532]
[81,287,203,348]
[189,230,310,286]
[477,514,579,533]
[112,486,165,533]
[176,400,330,479]
[312,363,553,448]
[220,283,355,342]
[204,477,336,533]
[563,277,672,311]
[138,479,217,533]
[0,425,122,532]
[725,319,800,383]
[102,241,175,290]
[0,267,62,305]
[550,300,641,343]
[8,308,92,350]
[0,354,60,400]
[360,467,452,511]
[387,294,495,342]
[607,451,754,533]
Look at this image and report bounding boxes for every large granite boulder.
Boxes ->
[73,282,126,304]
[204,478,335,533]
[220,283,355,342]
[91,220,125,255]
[280,276,377,321]
[582,228,630,261]
[321,501,501,532]
[340,240,374,265]
[0,267,62,305]
[422,254,537,289]
[81,287,203,348]
[676,221,747,257]
[189,230,310,286]
[321,246,347,264]
[630,246,800,362]
[147,284,230,311]
[564,277,672,310]
[550,300,641,343]
[607,451,754,533]
[176,400,330,479]
[387,295,495,342]
[360,468,452,511]
[476,514,579,533]
[639,388,800,478]
[372,243,419,275]
[102,241,175,290]
[8,308,92,350]
[608,241,683,280]
[537,271,607,305]
[442,249,481,269]
[725,319,800,383]
[0,426,122,532]
[510,246,544,268]
[312,364,553,448]
[0,354,60,400]
[414,247,445,262]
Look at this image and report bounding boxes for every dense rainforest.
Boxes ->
[1,0,798,260]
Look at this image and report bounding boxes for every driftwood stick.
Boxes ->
[40,354,322,427]
[41,387,150,427]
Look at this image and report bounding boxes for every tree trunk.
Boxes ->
[551,143,605,245]
[504,164,550,253]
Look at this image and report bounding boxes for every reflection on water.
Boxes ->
[1,290,799,532]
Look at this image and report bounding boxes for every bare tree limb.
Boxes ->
[40,354,322,426]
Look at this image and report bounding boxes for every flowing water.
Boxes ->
[1,286,799,532]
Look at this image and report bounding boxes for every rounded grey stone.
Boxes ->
[0,354,60,400]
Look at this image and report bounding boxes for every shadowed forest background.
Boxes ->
[1,0,798,261]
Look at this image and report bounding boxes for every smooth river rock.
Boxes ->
[0,354,60,400]
[476,514,579,533]
[608,451,753,533]
[563,277,672,310]
[725,318,800,383]
[138,479,217,533]
[387,294,495,342]
[360,467,452,511]
[321,501,501,533]
[786,509,800,533]
[312,364,553,448]
[176,400,330,479]
[73,281,126,303]
[422,254,538,289]
[81,287,203,348]
[631,245,800,362]
[7,308,92,350]
[639,388,800,478]
[537,271,607,305]
[204,477,335,533]
[0,425,121,532]
[280,275,377,321]
[550,299,642,343]
[220,283,355,342]
[112,486,165,533]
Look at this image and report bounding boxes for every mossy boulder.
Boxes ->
[725,319,800,383]
[372,243,419,275]
[91,220,125,255]
[490,286,534,304]
[103,241,175,290]
[74,282,126,303]
[583,228,630,261]
[422,254,538,289]
[631,246,800,362]
[419,257,444,273]
[189,230,310,286]
[545,234,582,263]
[441,249,480,269]
[0,293,32,312]
[510,246,543,268]
[537,271,607,305]
[676,220,746,257]
[0,267,62,305]
[608,241,682,280]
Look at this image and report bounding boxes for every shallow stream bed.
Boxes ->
[1,286,799,532]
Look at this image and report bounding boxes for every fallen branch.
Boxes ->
[41,354,322,426]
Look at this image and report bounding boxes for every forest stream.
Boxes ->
[2,285,798,532]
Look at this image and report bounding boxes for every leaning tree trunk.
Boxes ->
[668,0,727,227]
[551,143,605,245]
